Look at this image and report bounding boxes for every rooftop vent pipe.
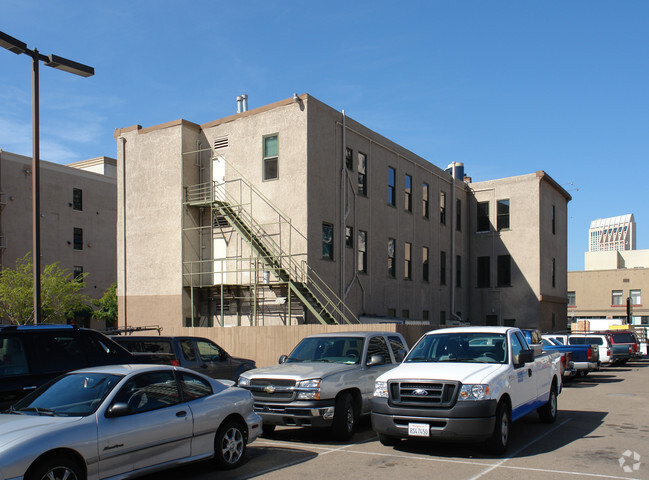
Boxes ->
[236,94,249,113]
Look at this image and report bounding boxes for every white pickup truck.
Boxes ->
[371,326,562,453]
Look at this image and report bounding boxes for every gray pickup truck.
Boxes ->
[237,331,408,440]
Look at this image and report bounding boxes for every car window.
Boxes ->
[367,336,392,364]
[0,335,29,376]
[33,334,88,373]
[388,336,407,362]
[510,333,525,366]
[180,340,196,361]
[514,331,529,350]
[196,340,223,362]
[180,372,213,401]
[112,371,180,414]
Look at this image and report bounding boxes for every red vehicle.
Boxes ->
[600,330,641,361]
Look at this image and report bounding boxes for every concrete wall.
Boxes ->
[585,250,649,270]
[0,150,116,303]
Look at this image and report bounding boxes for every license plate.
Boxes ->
[408,422,430,437]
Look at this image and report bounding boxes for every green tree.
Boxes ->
[94,282,118,327]
[0,253,90,324]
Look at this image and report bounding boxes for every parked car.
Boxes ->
[600,330,641,360]
[238,331,408,440]
[111,335,256,381]
[567,333,620,366]
[0,364,262,480]
[371,326,562,454]
[539,334,599,377]
[0,325,137,410]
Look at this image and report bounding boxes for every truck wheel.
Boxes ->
[331,392,355,440]
[486,400,510,454]
[537,384,558,424]
[378,433,401,446]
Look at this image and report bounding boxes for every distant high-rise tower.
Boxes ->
[588,214,636,252]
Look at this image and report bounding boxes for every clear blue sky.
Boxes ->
[2,1,647,271]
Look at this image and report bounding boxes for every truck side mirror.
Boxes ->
[367,354,386,366]
[278,355,288,364]
[516,349,534,367]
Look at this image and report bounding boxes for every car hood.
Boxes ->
[0,414,81,449]
[242,362,357,380]
[377,362,506,385]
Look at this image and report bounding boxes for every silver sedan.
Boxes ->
[0,364,262,480]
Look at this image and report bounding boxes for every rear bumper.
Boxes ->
[573,361,599,372]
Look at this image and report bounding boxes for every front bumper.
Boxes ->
[371,397,497,441]
[254,400,336,428]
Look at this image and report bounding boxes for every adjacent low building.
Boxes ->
[114,94,570,332]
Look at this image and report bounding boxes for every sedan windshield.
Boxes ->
[405,333,507,364]
[286,337,364,364]
[11,373,122,417]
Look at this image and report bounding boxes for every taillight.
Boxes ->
[607,349,611,356]
[587,347,593,360]
[171,359,180,366]
[629,346,633,354]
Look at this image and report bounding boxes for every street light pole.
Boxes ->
[0,31,94,324]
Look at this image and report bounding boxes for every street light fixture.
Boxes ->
[0,30,94,324]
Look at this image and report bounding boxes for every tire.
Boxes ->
[26,455,84,480]
[486,400,511,455]
[213,420,247,470]
[537,384,558,424]
[378,433,400,446]
[262,424,276,436]
[331,392,355,440]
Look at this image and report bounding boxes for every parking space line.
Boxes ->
[468,417,572,480]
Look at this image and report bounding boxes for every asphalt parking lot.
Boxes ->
[145,359,649,480]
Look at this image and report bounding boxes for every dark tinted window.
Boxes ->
[0,335,28,376]
[611,333,636,343]
[112,371,180,414]
[388,336,407,362]
[180,372,213,401]
[368,336,391,364]
[33,334,88,373]
[569,337,604,346]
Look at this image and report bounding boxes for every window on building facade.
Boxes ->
[552,258,556,287]
[477,256,490,288]
[422,183,429,219]
[388,167,396,206]
[402,309,410,319]
[322,223,333,260]
[358,230,367,273]
[497,255,511,287]
[263,134,279,180]
[423,310,429,321]
[612,290,623,306]
[456,255,461,287]
[440,191,446,224]
[630,289,641,305]
[73,265,84,281]
[345,226,354,248]
[440,310,446,325]
[404,242,412,280]
[477,201,490,232]
[456,199,461,231]
[422,246,429,282]
[73,188,82,211]
[346,147,353,170]
[358,152,367,196]
[567,291,576,307]
[552,205,556,234]
[404,174,412,212]
[440,251,446,285]
[388,238,395,278]
[388,308,396,317]
[73,228,83,250]
[497,199,510,230]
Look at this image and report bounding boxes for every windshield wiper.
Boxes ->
[312,359,332,363]
[405,357,434,362]
[18,407,55,416]
[439,358,488,363]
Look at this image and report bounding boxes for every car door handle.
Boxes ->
[176,410,188,418]
[527,369,532,377]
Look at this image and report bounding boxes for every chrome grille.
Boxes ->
[389,380,459,407]
[248,378,296,401]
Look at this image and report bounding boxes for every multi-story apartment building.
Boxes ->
[0,149,117,324]
[114,94,570,332]
[588,214,636,252]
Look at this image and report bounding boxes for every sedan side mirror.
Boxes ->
[367,354,386,366]
[105,402,132,418]
[278,355,288,364]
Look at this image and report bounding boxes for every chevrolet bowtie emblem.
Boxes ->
[264,386,276,394]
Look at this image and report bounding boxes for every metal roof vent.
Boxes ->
[213,136,229,149]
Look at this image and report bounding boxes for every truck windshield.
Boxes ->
[286,337,364,365]
[405,333,507,364]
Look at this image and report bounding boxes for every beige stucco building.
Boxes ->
[0,150,117,324]
[114,94,570,332]
[568,250,649,325]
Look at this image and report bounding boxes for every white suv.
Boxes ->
[568,334,612,365]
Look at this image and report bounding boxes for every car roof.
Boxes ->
[425,326,513,335]
[70,363,193,376]
[111,336,211,342]
[305,331,401,339]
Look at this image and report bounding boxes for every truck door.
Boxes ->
[507,331,536,421]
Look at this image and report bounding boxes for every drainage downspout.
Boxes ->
[450,162,462,324]
[120,137,128,329]
[340,111,347,313]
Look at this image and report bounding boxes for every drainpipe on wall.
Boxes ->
[340,111,347,315]
[120,136,128,329]
[450,162,463,324]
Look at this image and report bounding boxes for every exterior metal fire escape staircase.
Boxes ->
[185,178,358,325]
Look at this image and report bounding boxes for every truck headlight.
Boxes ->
[458,384,490,400]
[238,377,250,387]
[296,379,321,400]
[374,381,388,398]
